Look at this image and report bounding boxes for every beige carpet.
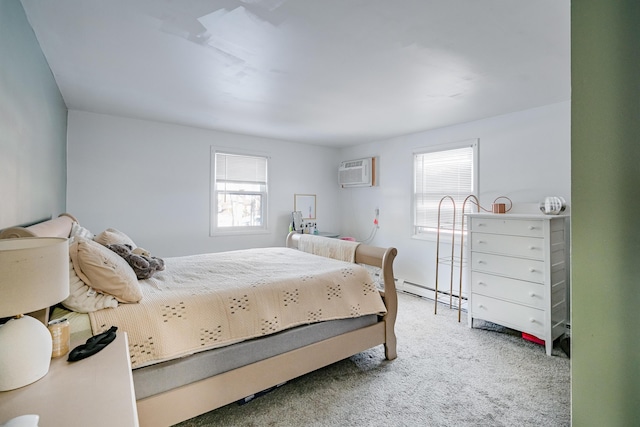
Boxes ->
[175,292,570,426]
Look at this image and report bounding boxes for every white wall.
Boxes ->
[66,110,341,257]
[338,101,571,291]
[67,101,570,288]
[0,0,67,229]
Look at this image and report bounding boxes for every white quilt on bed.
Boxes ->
[88,247,386,369]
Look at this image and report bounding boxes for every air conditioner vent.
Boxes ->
[343,160,364,168]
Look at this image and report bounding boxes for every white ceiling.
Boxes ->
[21,0,570,147]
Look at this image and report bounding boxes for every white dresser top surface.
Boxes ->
[465,213,569,220]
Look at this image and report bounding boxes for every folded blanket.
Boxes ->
[297,234,359,263]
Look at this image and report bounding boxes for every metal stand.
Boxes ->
[434,195,479,321]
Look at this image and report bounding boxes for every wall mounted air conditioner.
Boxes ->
[338,157,376,188]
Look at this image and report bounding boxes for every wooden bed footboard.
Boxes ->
[137,323,389,426]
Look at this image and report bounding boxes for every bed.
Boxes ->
[0,214,398,427]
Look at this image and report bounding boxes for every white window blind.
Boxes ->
[211,151,268,234]
[413,140,478,237]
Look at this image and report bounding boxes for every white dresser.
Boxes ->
[466,213,568,355]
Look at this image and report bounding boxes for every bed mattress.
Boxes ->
[132,314,378,400]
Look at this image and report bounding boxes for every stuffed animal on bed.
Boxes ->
[106,243,165,280]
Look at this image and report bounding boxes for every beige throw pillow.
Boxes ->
[69,237,142,303]
[94,228,137,249]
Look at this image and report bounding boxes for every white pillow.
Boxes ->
[69,222,94,242]
[61,259,118,313]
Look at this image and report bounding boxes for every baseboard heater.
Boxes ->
[397,280,468,311]
[370,275,468,310]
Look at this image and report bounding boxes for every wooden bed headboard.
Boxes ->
[0,213,77,239]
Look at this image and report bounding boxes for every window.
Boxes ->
[413,139,478,238]
[211,150,268,235]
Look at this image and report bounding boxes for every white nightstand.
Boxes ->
[0,332,139,426]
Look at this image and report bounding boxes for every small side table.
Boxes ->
[0,332,138,426]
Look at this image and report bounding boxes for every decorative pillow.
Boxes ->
[94,228,137,248]
[61,258,118,313]
[69,221,94,242]
[69,237,142,303]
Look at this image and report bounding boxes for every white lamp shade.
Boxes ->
[0,237,69,391]
[0,237,69,317]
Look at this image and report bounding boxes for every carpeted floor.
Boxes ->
[175,292,570,427]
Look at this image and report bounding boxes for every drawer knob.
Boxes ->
[478,304,485,309]
[529,267,536,273]
[529,292,536,297]
[478,240,486,244]
[529,246,536,250]
[528,225,535,230]
[478,260,486,264]
[477,281,486,286]
[530,318,536,323]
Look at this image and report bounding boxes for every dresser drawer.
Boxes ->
[471,232,544,260]
[471,252,545,283]
[470,294,545,336]
[471,272,545,309]
[470,217,544,237]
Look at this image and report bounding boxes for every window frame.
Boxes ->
[412,139,479,241]
[210,148,270,236]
